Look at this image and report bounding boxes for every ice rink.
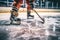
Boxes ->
[0,12,60,40]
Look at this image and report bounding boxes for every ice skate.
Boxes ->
[27,11,34,19]
[27,14,34,19]
[10,7,21,25]
[10,17,21,25]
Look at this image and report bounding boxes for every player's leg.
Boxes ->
[10,0,23,24]
[26,0,34,19]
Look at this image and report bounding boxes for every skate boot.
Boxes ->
[27,11,34,19]
[10,6,21,25]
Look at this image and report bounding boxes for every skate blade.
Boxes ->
[11,21,21,24]
[10,22,21,25]
[27,17,34,19]
[0,20,20,26]
[10,23,20,25]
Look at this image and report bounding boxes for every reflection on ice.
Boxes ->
[0,13,60,40]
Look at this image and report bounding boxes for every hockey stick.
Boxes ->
[32,9,45,24]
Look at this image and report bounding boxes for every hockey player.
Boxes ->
[10,0,34,24]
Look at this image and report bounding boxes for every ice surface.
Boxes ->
[0,12,60,40]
